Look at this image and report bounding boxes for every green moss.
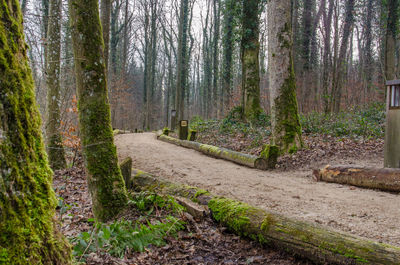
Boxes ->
[260,214,275,233]
[259,145,279,168]
[272,56,303,155]
[194,189,210,198]
[0,0,72,263]
[208,197,256,236]
[319,242,368,263]
[199,144,222,156]
[162,127,170,136]
[187,129,197,141]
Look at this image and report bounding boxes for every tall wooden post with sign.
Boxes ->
[385,80,400,168]
[179,120,189,140]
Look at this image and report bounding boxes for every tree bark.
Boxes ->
[241,0,262,122]
[385,0,399,80]
[268,0,303,155]
[0,0,72,262]
[45,0,66,170]
[221,0,235,115]
[314,165,400,192]
[100,0,111,71]
[213,0,220,118]
[68,0,128,222]
[175,0,189,133]
[322,0,334,113]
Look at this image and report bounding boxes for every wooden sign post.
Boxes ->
[385,80,400,168]
[179,120,189,140]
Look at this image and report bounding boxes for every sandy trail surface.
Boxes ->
[115,133,400,246]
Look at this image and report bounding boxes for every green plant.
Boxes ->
[72,216,185,261]
[129,192,184,215]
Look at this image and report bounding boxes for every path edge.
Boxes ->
[127,168,400,265]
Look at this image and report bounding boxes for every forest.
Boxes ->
[2,0,400,264]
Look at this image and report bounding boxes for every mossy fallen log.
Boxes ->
[157,134,269,170]
[113,129,131,136]
[313,165,400,192]
[128,168,400,265]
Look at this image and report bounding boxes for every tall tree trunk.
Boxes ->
[241,0,262,122]
[364,0,374,91]
[213,0,220,118]
[100,0,111,71]
[0,0,72,262]
[45,0,66,170]
[331,0,355,113]
[42,0,49,60]
[175,0,189,126]
[221,0,235,115]
[142,2,150,130]
[302,0,313,71]
[385,0,399,80]
[268,0,303,154]
[322,0,334,113]
[69,0,128,222]
[121,0,129,75]
[149,0,158,130]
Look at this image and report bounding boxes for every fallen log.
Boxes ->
[128,168,400,265]
[313,165,400,192]
[157,134,269,170]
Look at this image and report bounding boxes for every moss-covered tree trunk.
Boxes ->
[68,0,128,222]
[45,0,66,170]
[268,0,303,154]
[241,0,262,122]
[0,1,72,263]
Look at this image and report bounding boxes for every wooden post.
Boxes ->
[385,80,400,168]
[178,120,189,140]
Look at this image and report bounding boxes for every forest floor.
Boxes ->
[115,132,400,247]
[53,158,309,264]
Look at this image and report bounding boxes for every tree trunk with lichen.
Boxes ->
[68,0,128,222]
[241,0,262,122]
[45,0,66,170]
[0,1,72,263]
[268,0,302,155]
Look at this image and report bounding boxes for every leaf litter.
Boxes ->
[53,157,311,265]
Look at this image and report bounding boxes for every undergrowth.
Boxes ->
[71,192,185,262]
[190,103,385,139]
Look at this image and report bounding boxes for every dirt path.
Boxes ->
[115,133,400,246]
